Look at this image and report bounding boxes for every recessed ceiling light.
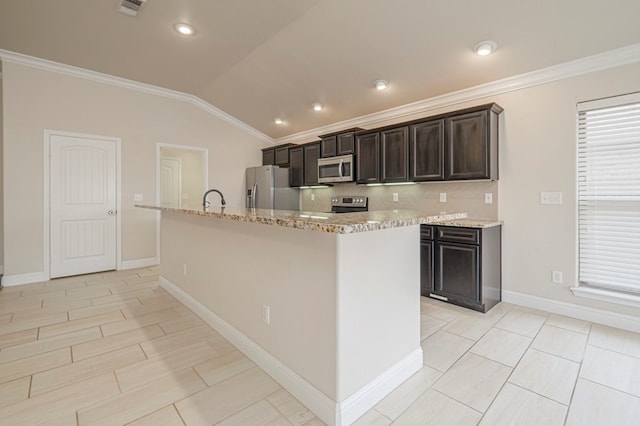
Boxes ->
[474,40,497,56]
[312,103,323,111]
[274,118,284,125]
[174,23,195,35]
[374,80,389,90]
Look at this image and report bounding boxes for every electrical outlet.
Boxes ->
[134,193,143,202]
[262,304,271,325]
[485,193,493,204]
[311,194,315,201]
[552,270,563,284]
[440,193,447,203]
[182,193,189,200]
[541,192,563,205]
[392,193,399,202]
[183,264,187,276]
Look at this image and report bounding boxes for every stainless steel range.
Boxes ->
[330,195,368,213]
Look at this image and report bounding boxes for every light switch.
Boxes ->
[485,193,493,204]
[439,193,447,203]
[393,193,399,202]
[134,194,143,202]
[540,192,563,205]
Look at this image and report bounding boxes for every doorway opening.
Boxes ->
[155,144,208,259]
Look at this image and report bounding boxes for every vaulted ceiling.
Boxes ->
[1,0,639,139]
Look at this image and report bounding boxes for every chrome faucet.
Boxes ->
[202,189,226,210]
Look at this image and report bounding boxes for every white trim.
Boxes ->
[43,130,122,281]
[159,276,421,426]
[0,49,273,144]
[155,143,209,264]
[339,349,422,426]
[502,290,640,333]
[120,257,159,271]
[570,286,640,309]
[275,42,640,145]
[2,272,46,287]
[3,43,640,147]
[577,91,640,112]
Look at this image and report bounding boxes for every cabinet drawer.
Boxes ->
[437,227,479,244]
[420,225,434,240]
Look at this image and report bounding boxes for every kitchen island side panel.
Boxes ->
[336,226,421,401]
[160,211,339,399]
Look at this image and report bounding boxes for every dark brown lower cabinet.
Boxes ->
[421,224,501,313]
[420,226,434,297]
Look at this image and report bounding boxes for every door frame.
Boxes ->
[155,143,209,263]
[43,129,122,281]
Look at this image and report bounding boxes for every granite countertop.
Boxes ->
[136,205,470,234]
[434,218,503,228]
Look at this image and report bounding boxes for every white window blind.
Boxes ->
[577,93,640,294]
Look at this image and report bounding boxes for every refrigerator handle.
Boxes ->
[251,182,257,208]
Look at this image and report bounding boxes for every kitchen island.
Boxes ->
[138,205,466,425]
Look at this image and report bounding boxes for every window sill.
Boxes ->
[570,285,640,308]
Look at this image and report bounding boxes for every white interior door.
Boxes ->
[160,157,182,208]
[50,135,117,278]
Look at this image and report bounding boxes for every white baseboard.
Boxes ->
[160,276,421,426]
[2,272,46,287]
[120,257,158,270]
[503,290,640,333]
[339,348,422,425]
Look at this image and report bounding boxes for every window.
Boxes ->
[577,93,640,295]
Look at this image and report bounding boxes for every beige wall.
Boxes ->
[494,63,640,318]
[161,147,206,210]
[2,61,267,277]
[301,62,640,319]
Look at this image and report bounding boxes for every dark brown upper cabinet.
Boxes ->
[444,105,501,180]
[320,136,337,158]
[381,126,409,183]
[275,145,291,166]
[410,119,444,181]
[303,143,321,185]
[355,132,380,183]
[262,148,275,166]
[288,146,304,187]
[337,132,356,155]
[319,128,362,158]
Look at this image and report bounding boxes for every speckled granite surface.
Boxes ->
[435,219,502,228]
[136,205,470,234]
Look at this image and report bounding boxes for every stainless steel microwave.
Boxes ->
[318,154,354,183]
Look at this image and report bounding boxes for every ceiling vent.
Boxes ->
[117,0,146,17]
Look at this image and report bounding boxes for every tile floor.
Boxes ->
[0,267,639,425]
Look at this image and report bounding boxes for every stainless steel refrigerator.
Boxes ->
[246,165,299,210]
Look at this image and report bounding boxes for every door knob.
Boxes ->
[107,210,116,216]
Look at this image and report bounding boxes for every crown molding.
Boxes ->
[275,42,640,145]
[2,43,639,147]
[0,49,273,143]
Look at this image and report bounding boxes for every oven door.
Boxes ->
[318,154,353,183]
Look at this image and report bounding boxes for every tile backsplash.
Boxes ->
[300,181,499,219]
